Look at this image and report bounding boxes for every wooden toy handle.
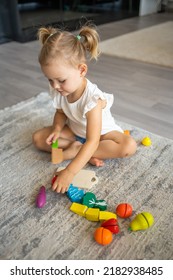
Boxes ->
[91,176,98,185]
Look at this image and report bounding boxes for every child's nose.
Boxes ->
[52,81,60,90]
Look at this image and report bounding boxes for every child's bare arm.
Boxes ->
[46,109,67,144]
[54,99,103,192]
[68,99,103,170]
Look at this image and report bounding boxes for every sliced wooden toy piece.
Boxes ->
[36,186,46,208]
[85,208,100,222]
[124,130,130,135]
[141,136,152,146]
[67,184,85,203]
[129,212,154,231]
[116,203,133,218]
[57,167,98,189]
[99,211,117,221]
[82,192,107,210]
[70,203,115,222]
[94,227,113,245]
[82,192,96,208]
[94,199,107,210]
[70,202,88,217]
[101,218,120,234]
[51,140,63,164]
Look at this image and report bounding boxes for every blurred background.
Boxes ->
[0,0,140,43]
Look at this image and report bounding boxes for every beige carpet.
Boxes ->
[100,21,173,68]
[0,92,173,260]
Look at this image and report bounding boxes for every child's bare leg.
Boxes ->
[32,125,75,152]
[91,131,137,161]
[33,128,136,166]
[62,131,137,166]
[62,141,83,160]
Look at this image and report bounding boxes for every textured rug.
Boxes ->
[100,21,173,68]
[0,92,173,260]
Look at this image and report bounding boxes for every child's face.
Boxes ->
[41,59,87,97]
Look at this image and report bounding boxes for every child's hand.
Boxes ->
[46,131,60,145]
[52,168,74,193]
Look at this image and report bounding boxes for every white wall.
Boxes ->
[139,0,161,16]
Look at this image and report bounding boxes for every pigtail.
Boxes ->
[37,27,57,45]
[78,25,100,60]
[38,24,100,66]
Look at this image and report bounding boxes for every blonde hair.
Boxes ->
[37,24,100,67]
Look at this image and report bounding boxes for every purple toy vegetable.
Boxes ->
[36,186,46,208]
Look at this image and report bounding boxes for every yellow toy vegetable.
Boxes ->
[141,137,152,146]
[129,212,154,231]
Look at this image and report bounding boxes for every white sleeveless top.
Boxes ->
[49,79,123,137]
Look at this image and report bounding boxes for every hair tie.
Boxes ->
[47,33,56,41]
[76,35,81,41]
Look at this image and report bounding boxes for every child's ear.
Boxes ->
[78,64,87,77]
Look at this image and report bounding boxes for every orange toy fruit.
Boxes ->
[116,203,133,218]
[124,130,130,136]
[94,227,113,246]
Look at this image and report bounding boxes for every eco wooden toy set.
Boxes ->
[36,176,154,246]
[36,134,154,246]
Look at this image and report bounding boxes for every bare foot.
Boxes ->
[89,157,104,167]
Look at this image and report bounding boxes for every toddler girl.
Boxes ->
[33,24,137,193]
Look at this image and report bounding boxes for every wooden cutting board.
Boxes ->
[56,167,98,190]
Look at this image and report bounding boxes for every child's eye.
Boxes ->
[59,80,66,84]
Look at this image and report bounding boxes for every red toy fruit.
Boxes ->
[116,203,133,218]
[94,227,113,245]
[101,218,120,234]
[52,175,57,186]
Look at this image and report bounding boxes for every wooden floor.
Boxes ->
[0,12,173,139]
